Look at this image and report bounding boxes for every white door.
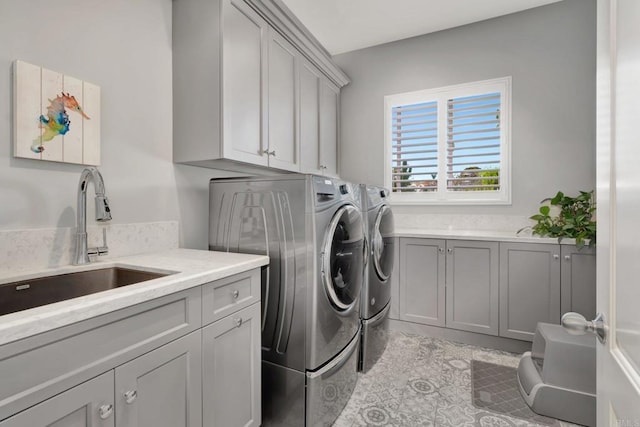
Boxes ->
[596,0,640,424]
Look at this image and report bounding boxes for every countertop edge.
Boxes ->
[0,249,269,346]
[393,228,586,245]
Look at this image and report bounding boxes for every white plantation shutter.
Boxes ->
[446,93,501,191]
[384,77,511,204]
[391,101,438,192]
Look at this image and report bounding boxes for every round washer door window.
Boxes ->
[322,204,365,311]
[372,205,395,281]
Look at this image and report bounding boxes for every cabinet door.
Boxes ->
[446,240,499,335]
[298,57,322,175]
[115,331,202,427]
[202,303,261,427]
[0,371,114,427]
[560,245,596,319]
[222,0,269,166]
[318,78,339,176]
[499,242,561,341]
[399,238,446,326]
[267,29,299,171]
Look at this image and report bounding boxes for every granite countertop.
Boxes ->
[0,248,269,346]
[394,227,576,245]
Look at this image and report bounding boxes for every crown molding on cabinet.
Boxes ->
[245,0,351,87]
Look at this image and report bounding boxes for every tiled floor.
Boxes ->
[333,330,577,427]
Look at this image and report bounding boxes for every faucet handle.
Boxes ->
[89,228,109,257]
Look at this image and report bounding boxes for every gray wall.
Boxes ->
[334,0,596,217]
[0,0,232,249]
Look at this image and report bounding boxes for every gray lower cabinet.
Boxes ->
[115,331,203,427]
[399,238,446,326]
[0,269,262,427]
[398,238,498,334]
[499,242,561,341]
[446,240,499,336]
[0,331,203,427]
[0,371,114,427]
[560,245,596,319]
[203,303,261,427]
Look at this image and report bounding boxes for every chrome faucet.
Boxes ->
[73,167,112,265]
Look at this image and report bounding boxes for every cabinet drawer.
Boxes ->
[202,269,261,325]
[0,287,201,421]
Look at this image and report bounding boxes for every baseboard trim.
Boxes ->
[389,319,532,354]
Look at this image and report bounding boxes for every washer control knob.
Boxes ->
[339,184,348,194]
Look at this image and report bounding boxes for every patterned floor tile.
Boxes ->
[333,330,576,427]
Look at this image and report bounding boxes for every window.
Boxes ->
[384,77,511,204]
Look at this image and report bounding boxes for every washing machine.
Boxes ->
[209,174,365,427]
[358,185,395,372]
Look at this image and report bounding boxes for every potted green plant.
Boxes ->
[524,190,596,249]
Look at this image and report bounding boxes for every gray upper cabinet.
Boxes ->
[399,238,446,326]
[0,371,115,427]
[115,331,203,427]
[560,245,596,319]
[173,0,346,175]
[446,240,499,336]
[203,303,261,427]
[222,0,269,167]
[298,57,340,176]
[267,30,298,171]
[500,242,561,341]
[298,57,321,175]
[318,78,339,176]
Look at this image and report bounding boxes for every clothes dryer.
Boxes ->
[209,175,365,427]
[359,185,395,372]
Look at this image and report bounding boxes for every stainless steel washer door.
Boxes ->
[372,205,394,282]
[322,204,365,312]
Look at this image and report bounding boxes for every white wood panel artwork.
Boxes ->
[13,60,101,165]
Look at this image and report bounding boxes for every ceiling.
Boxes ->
[280,0,563,55]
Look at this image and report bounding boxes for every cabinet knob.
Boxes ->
[234,317,243,328]
[262,149,270,155]
[98,404,114,419]
[124,390,138,404]
[564,255,571,261]
[553,254,560,260]
[447,248,453,254]
[232,289,240,299]
[270,150,276,157]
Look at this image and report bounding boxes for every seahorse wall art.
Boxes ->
[32,92,91,153]
[13,60,101,165]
